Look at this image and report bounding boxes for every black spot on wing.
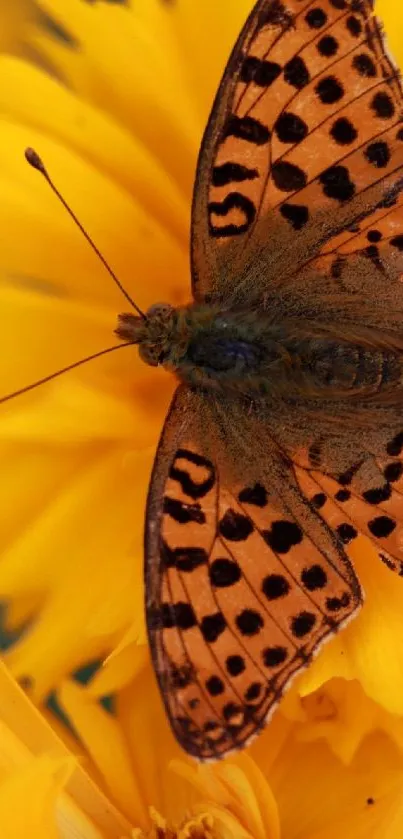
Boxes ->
[368,515,396,538]
[305,8,327,28]
[371,91,395,119]
[205,675,225,696]
[346,15,362,37]
[162,543,208,572]
[149,602,197,630]
[384,462,403,482]
[280,203,309,229]
[330,117,358,145]
[311,492,327,509]
[317,35,339,57]
[200,612,227,642]
[284,55,310,89]
[212,162,259,187]
[219,509,253,541]
[263,520,303,554]
[238,483,268,507]
[240,56,282,87]
[338,462,362,486]
[170,449,215,499]
[209,558,241,587]
[364,141,391,168]
[168,663,196,690]
[316,75,344,104]
[262,573,290,600]
[362,484,391,504]
[335,489,351,502]
[224,114,270,145]
[209,192,256,238]
[236,608,264,636]
[326,592,351,612]
[274,112,308,144]
[301,564,328,591]
[262,646,288,667]
[337,523,358,544]
[163,496,205,525]
[319,165,355,201]
[272,161,307,192]
[245,682,263,702]
[391,236,403,251]
[291,611,316,638]
[353,53,377,77]
[386,432,403,456]
[226,654,245,676]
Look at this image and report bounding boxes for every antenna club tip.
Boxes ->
[25,147,46,174]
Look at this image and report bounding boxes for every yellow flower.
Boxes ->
[2,0,403,836]
[2,656,403,838]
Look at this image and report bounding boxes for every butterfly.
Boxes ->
[117,0,403,761]
[11,0,403,762]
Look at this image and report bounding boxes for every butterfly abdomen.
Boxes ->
[166,306,403,400]
[308,343,402,395]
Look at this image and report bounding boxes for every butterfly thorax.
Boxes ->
[116,304,402,400]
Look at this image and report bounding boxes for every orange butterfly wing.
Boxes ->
[146,388,362,759]
[295,438,403,577]
[191,0,403,303]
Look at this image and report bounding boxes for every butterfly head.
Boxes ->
[116,303,178,367]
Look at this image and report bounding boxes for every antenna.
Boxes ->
[24,148,146,319]
[0,343,135,405]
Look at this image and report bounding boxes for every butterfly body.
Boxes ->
[118,302,403,404]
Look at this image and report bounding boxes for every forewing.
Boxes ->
[191,0,403,302]
[146,387,362,760]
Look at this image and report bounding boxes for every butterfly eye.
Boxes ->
[146,303,175,320]
[139,344,162,367]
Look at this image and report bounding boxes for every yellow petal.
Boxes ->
[116,658,186,822]
[0,55,188,245]
[172,754,280,839]
[30,0,201,194]
[0,660,131,837]
[0,282,175,415]
[377,0,403,66]
[192,804,252,839]
[88,643,148,698]
[157,0,253,123]
[0,118,188,312]
[3,448,153,697]
[297,679,389,765]
[0,754,73,839]
[232,755,280,839]
[59,679,147,827]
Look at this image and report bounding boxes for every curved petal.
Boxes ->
[3,448,154,698]
[59,679,147,827]
[0,55,188,245]
[30,0,201,194]
[0,660,131,837]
